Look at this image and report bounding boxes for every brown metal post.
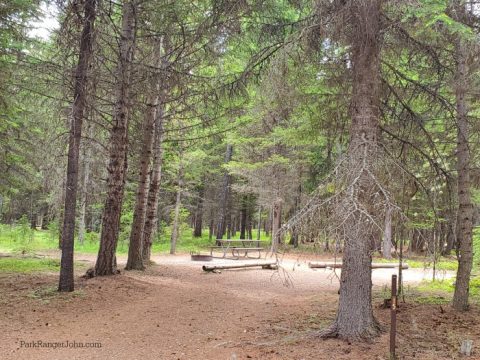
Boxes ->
[390,274,397,359]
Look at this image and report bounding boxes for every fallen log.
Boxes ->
[202,261,277,272]
[308,262,409,269]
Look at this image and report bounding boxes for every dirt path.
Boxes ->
[0,254,476,360]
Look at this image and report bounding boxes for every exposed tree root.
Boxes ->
[82,267,121,279]
[315,319,382,342]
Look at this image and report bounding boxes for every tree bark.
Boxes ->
[94,0,136,276]
[216,144,233,242]
[453,0,474,311]
[247,212,253,240]
[265,209,271,237]
[383,207,393,259]
[36,209,44,230]
[257,206,262,241]
[289,185,301,248]
[193,184,204,237]
[208,217,214,241]
[58,0,96,292]
[78,122,93,246]
[126,38,163,271]
[170,163,184,255]
[442,218,456,256]
[142,94,166,262]
[271,199,282,253]
[323,0,382,340]
[240,197,247,240]
[226,206,232,239]
[58,179,65,249]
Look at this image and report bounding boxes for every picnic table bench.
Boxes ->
[208,239,268,259]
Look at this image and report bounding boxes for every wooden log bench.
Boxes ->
[202,261,277,272]
[308,262,409,269]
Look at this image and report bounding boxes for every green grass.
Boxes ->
[398,276,480,305]
[412,294,451,305]
[147,228,272,253]
[0,223,476,273]
[417,277,480,296]
[0,223,272,255]
[376,257,458,271]
[28,285,86,304]
[0,258,61,273]
[0,224,57,254]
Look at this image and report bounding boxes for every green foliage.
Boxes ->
[84,231,99,245]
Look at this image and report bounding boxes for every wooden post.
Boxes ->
[390,274,397,359]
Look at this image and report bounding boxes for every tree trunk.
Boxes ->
[78,122,93,246]
[290,226,298,248]
[453,0,474,311]
[208,217,214,241]
[193,184,204,237]
[58,180,65,249]
[383,207,393,259]
[226,211,232,239]
[216,144,233,242]
[170,164,184,255]
[289,185,301,247]
[264,213,270,237]
[240,198,247,240]
[271,199,282,253]
[126,38,163,271]
[257,206,262,241]
[247,216,253,240]
[443,219,456,256]
[36,209,44,230]
[231,216,237,238]
[94,0,135,276]
[324,0,382,340]
[142,95,166,262]
[323,235,329,252]
[58,0,96,292]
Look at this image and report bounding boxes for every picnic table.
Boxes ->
[208,239,268,259]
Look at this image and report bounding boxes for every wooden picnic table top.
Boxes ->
[209,240,269,259]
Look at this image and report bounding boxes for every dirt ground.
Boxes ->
[0,253,479,360]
